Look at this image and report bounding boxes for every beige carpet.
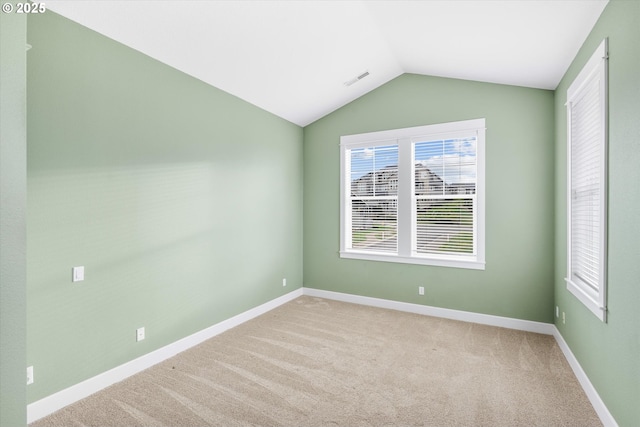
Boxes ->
[31,296,601,427]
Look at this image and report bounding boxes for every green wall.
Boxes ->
[554,1,640,425]
[0,3,27,426]
[26,11,303,403]
[21,2,639,426]
[304,74,555,323]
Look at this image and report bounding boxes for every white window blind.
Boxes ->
[340,119,485,270]
[565,38,608,322]
[348,145,399,253]
[414,138,477,256]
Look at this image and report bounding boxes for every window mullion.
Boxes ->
[397,138,413,257]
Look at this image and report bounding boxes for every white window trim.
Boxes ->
[565,38,608,322]
[340,119,485,270]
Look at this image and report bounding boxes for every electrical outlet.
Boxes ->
[562,312,566,324]
[282,278,287,287]
[556,306,559,317]
[418,286,425,296]
[27,366,34,385]
[136,327,145,342]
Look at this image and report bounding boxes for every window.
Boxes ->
[348,145,399,254]
[565,39,608,322]
[340,119,485,270]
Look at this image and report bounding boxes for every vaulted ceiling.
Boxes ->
[45,0,608,126]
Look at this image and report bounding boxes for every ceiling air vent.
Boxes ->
[344,70,370,87]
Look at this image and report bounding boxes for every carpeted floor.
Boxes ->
[31,296,602,426]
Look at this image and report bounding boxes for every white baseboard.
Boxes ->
[303,287,617,427]
[27,288,303,424]
[553,328,619,427]
[303,287,555,335]
[28,286,617,427]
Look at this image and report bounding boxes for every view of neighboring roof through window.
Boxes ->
[340,119,485,270]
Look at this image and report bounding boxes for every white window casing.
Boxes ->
[340,119,485,270]
[565,38,608,322]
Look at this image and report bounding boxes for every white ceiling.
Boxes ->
[44,0,608,127]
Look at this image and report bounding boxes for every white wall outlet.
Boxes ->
[418,286,425,296]
[282,278,286,287]
[27,366,34,385]
[562,312,566,324]
[556,306,559,317]
[72,266,85,282]
[136,327,145,342]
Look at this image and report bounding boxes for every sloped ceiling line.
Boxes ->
[44,0,608,126]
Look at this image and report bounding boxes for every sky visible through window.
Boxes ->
[350,145,398,182]
[350,138,476,184]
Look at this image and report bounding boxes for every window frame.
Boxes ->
[565,38,608,322]
[340,119,485,270]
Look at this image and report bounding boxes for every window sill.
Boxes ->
[565,278,606,322]
[340,250,485,270]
